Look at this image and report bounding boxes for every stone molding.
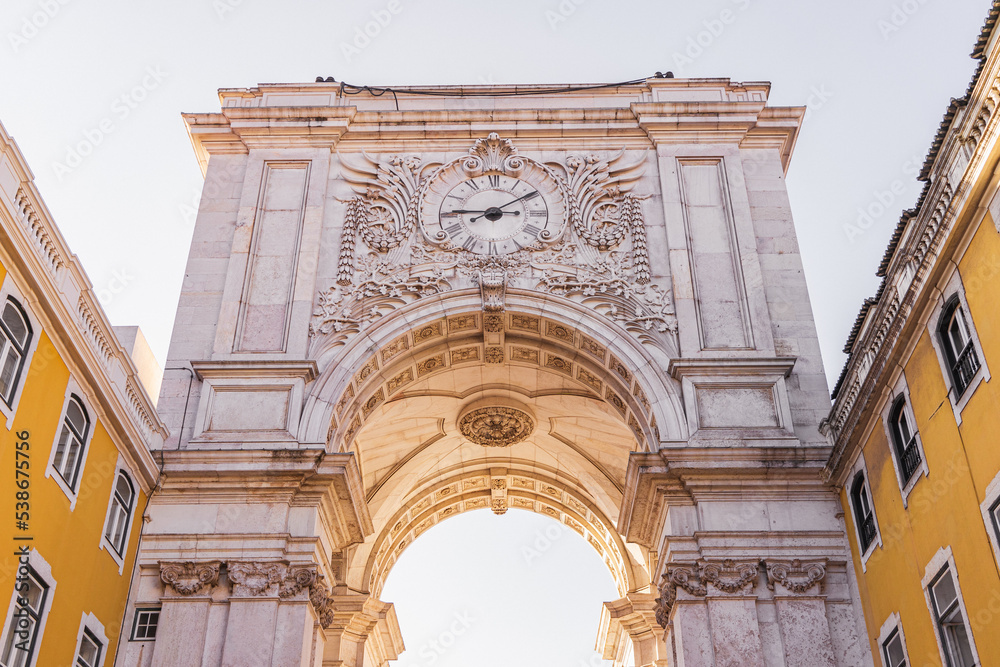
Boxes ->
[159,561,222,596]
[764,558,827,595]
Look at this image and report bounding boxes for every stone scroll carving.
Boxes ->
[654,559,763,628]
[765,559,827,594]
[228,561,288,597]
[702,559,760,594]
[311,134,676,355]
[159,561,222,596]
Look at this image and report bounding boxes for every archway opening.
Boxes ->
[382,508,621,666]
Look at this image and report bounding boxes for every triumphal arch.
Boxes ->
[121,77,872,666]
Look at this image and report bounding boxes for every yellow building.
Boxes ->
[0,122,166,666]
[826,3,1000,665]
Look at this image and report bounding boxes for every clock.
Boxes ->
[435,174,553,255]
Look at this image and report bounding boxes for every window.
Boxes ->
[0,298,31,407]
[929,566,975,667]
[882,627,907,667]
[74,629,101,667]
[0,568,48,667]
[938,299,980,397]
[51,395,90,490]
[851,471,878,553]
[888,398,922,483]
[103,473,135,557]
[130,608,159,641]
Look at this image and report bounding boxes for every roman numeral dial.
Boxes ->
[434,174,551,255]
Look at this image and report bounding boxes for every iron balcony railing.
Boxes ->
[952,342,980,396]
[900,435,922,482]
[859,514,877,551]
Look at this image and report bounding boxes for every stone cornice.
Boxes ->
[0,122,165,490]
[667,356,796,379]
[191,359,318,381]
[154,449,372,549]
[826,40,1000,483]
[619,448,833,548]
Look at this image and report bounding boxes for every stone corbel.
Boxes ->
[476,266,507,312]
[228,560,289,597]
[598,593,670,667]
[764,558,827,595]
[159,560,222,596]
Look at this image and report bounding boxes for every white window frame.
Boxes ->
[44,377,95,510]
[72,612,107,667]
[847,452,882,571]
[926,272,990,426]
[877,612,910,667]
[921,546,980,667]
[980,470,1000,569]
[128,606,161,642]
[879,373,928,507]
[98,457,137,574]
[0,275,41,430]
[0,549,56,667]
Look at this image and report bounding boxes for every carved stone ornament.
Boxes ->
[458,405,535,447]
[228,561,288,597]
[312,134,675,356]
[159,561,221,596]
[702,559,759,594]
[654,563,709,628]
[279,565,321,599]
[765,559,827,594]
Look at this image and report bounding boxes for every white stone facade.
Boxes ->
[120,78,871,666]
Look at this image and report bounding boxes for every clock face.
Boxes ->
[435,174,553,255]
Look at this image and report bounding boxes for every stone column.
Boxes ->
[220,562,288,667]
[151,562,222,667]
[764,559,836,667]
[702,560,766,667]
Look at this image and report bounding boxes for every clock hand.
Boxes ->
[470,209,521,223]
[447,209,488,214]
[497,191,540,210]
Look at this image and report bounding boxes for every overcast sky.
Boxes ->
[0,0,990,663]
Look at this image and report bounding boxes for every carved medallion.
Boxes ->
[458,405,535,447]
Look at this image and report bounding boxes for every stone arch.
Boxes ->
[359,465,644,599]
[300,290,687,450]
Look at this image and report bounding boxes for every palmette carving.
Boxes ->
[160,561,221,596]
